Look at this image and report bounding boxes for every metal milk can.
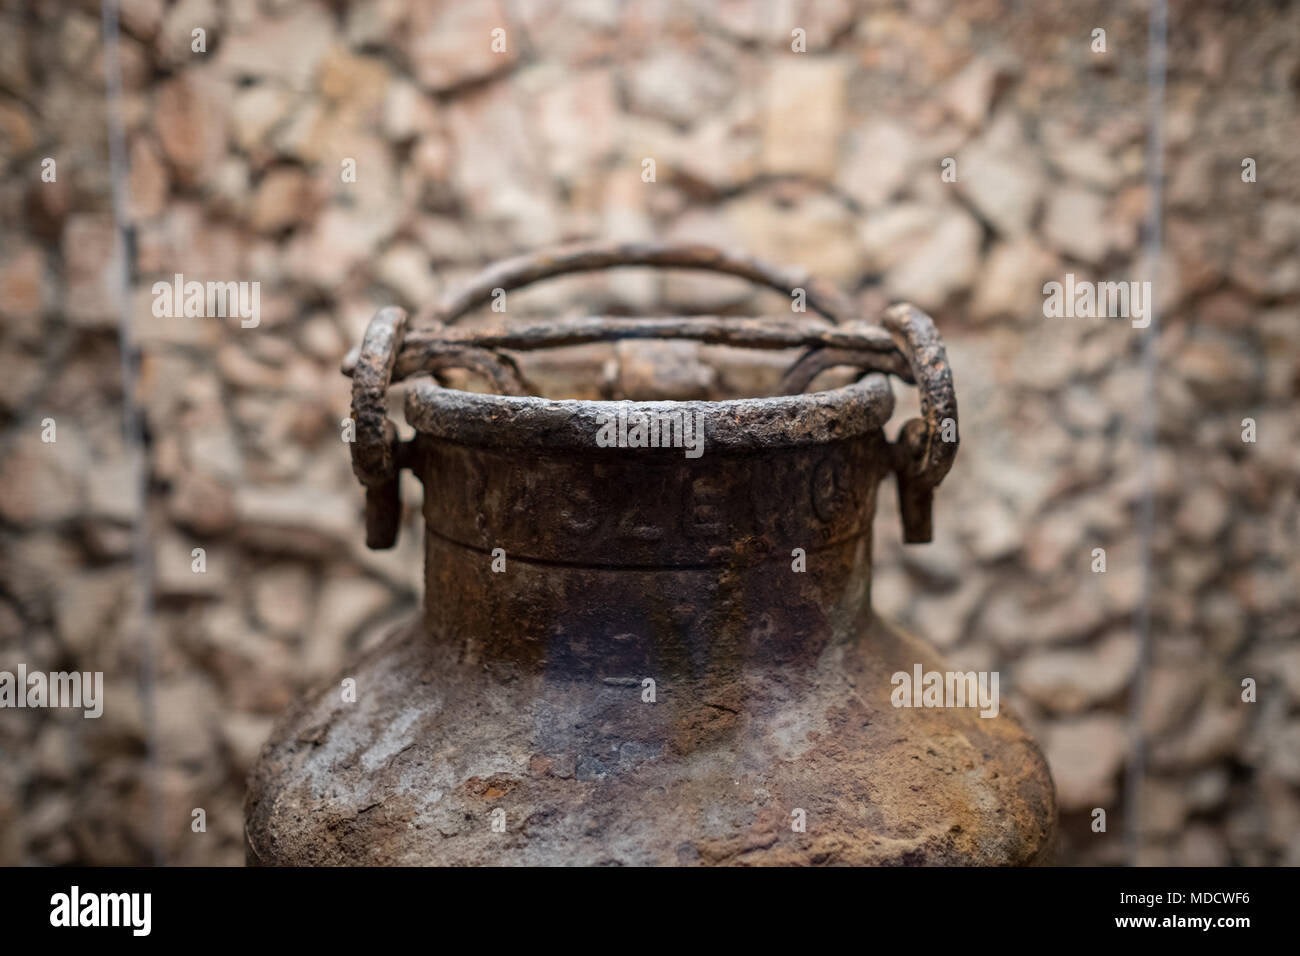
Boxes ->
[245,242,1058,865]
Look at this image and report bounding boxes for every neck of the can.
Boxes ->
[413,428,889,677]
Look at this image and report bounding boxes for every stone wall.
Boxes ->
[0,0,1297,865]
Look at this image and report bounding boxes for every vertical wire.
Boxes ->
[1126,0,1168,866]
[100,0,164,866]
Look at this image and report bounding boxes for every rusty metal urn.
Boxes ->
[245,242,1057,866]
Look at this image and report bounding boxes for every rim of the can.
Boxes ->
[402,373,895,453]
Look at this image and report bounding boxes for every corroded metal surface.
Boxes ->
[248,243,1055,866]
[402,373,895,456]
[246,611,1056,866]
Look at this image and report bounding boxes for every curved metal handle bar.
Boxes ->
[412,240,858,327]
[392,315,911,384]
[349,306,408,549]
[881,303,959,543]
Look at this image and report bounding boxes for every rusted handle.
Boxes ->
[344,248,957,551]
[882,303,959,544]
[414,240,858,327]
[350,306,408,549]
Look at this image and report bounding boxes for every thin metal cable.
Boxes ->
[100,0,164,866]
[1126,0,1167,866]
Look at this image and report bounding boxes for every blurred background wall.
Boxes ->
[0,0,1297,865]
